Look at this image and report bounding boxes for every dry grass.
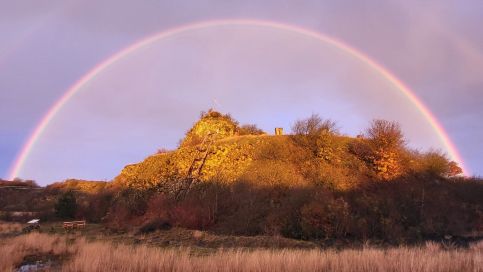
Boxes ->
[0,232,481,272]
[0,221,22,234]
[0,232,77,271]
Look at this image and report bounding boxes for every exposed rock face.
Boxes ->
[180,110,238,147]
[114,136,259,191]
[114,110,270,192]
[113,108,319,192]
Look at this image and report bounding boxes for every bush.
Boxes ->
[139,218,172,233]
[290,115,340,160]
[238,124,265,135]
[361,120,406,180]
[80,190,114,223]
[0,178,39,188]
[55,191,77,219]
[366,119,404,149]
[300,194,349,239]
[292,114,338,136]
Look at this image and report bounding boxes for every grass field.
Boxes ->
[1,222,481,272]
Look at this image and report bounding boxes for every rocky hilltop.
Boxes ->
[113,110,462,195]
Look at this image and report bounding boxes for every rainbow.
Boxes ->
[8,19,469,179]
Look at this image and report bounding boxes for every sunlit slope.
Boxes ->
[113,110,462,193]
[113,111,371,191]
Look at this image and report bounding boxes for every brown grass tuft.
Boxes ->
[0,221,22,234]
[0,232,481,272]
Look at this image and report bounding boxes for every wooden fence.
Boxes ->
[63,220,86,230]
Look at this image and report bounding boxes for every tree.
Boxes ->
[366,119,405,149]
[55,191,77,219]
[366,120,405,180]
[447,161,463,177]
[291,114,339,160]
[292,114,338,136]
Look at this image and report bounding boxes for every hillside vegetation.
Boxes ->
[2,110,481,244]
[114,110,462,191]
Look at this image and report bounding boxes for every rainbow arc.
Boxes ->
[8,19,468,179]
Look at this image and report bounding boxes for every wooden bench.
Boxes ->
[63,220,86,230]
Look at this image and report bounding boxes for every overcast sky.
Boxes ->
[1,0,482,185]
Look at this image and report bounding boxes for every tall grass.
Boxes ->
[66,242,483,272]
[0,232,481,272]
[0,221,22,234]
[0,232,77,271]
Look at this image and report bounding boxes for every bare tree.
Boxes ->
[292,114,338,136]
[366,119,405,149]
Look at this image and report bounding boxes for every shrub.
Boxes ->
[0,178,39,188]
[55,191,77,219]
[300,194,350,239]
[139,218,172,233]
[447,161,463,177]
[372,148,403,180]
[366,119,405,149]
[348,139,373,163]
[172,194,214,229]
[290,115,340,160]
[80,190,114,223]
[414,151,462,177]
[363,120,406,180]
[238,124,265,135]
[292,114,338,136]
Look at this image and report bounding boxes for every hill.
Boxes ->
[113,110,461,193]
[2,110,481,244]
[93,110,480,242]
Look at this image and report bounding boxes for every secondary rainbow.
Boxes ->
[8,19,469,179]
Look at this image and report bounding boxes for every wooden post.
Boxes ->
[275,128,283,135]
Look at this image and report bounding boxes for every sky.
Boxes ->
[1,0,482,185]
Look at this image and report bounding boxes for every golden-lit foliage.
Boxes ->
[371,148,403,180]
[447,161,463,177]
[366,119,405,149]
[47,179,108,193]
[241,160,306,188]
[361,120,406,180]
[238,124,265,135]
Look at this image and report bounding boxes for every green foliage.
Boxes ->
[55,191,77,219]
